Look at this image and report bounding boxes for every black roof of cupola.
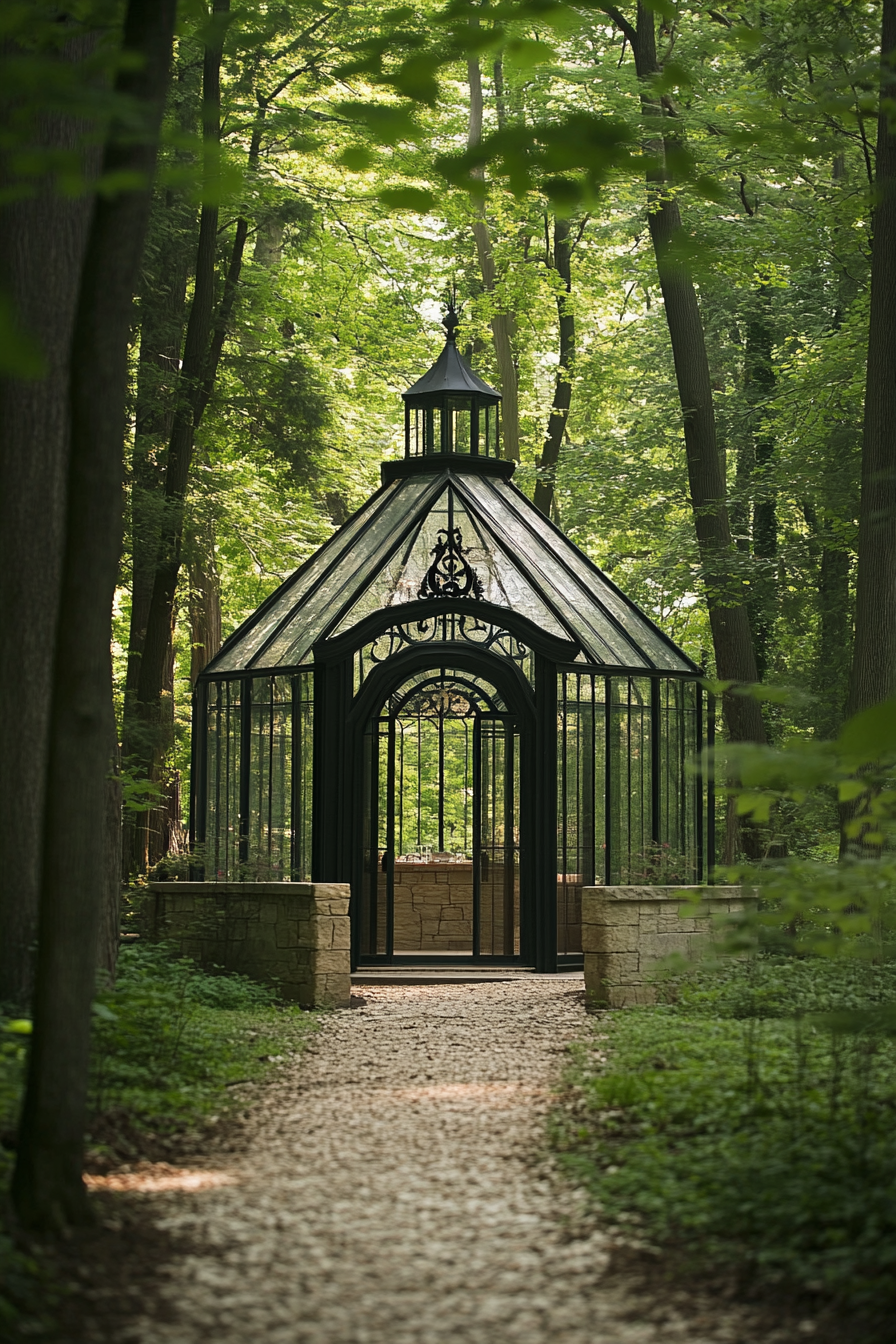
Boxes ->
[402,305,501,459]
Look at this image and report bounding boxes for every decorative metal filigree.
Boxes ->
[364,612,528,671]
[401,684,475,720]
[418,527,484,601]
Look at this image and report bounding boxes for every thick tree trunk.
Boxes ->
[126,2,232,877]
[12,0,176,1230]
[0,32,98,1010]
[188,522,223,685]
[847,0,896,716]
[122,197,192,876]
[630,2,765,747]
[125,194,192,714]
[817,545,852,738]
[534,216,575,517]
[745,286,778,681]
[96,740,123,986]
[467,54,520,462]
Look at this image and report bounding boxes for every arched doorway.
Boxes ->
[355,658,533,964]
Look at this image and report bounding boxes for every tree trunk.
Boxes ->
[629,2,765,747]
[0,31,99,1010]
[817,545,852,739]
[534,216,575,517]
[467,53,520,462]
[12,0,176,1231]
[96,740,123,986]
[188,522,223,685]
[847,0,896,716]
[745,285,778,681]
[126,1,231,875]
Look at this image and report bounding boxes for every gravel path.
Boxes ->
[98,980,804,1344]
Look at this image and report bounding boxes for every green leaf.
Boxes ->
[505,37,556,69]
[5,1019,32,1035]
[837,779,868,803]
[335,101,422,146]
[837,697,896,765]
[378,186,437,212]
[338,146,374,172]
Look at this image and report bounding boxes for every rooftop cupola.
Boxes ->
[402,303,501,458]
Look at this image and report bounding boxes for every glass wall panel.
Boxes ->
[201,672,313,881]
[246,676,292,880]
[204,679,242,880]
[557,672,708,948]
[292,671,314,881]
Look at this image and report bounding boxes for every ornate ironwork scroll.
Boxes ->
[417,527,484,601]
[364,612,528,672]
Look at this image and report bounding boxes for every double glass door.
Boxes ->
[358,672,520,961]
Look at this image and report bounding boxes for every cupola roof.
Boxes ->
[403,305,500,403]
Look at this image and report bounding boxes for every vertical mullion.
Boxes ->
[503,717,515,956]
[472,716,481,957]
[386,713,396,957]
[695,684,704,883]
[239,679,251,870]
[267,677,275,869]
[655,677,663,844]
[438,708,445,851]
[604,678,612,885]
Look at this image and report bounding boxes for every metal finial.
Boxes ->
[442,282,460,343]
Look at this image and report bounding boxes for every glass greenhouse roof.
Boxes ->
[203,461,700,678]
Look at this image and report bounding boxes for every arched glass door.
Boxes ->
[359,667,520,961]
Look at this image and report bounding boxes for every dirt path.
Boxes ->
[75,980,809,1344]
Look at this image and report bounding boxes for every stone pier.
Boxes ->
[581,885,753,1008]
[145,881,352,1008]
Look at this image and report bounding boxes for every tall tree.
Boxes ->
[602,1,766,747]
[847,0,896,717]
[0,28,99,1009]
[12,0,176,1229]
[534,214,576,518]
[467,52,521,462]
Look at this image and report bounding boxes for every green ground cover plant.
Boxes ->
[554,955,896,1312]
[0,945,318,1335]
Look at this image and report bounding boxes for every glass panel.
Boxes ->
[557,673,703,895]
[292,671,314,881]
[333,485,570,639]
[204,679,242,880]
[359,719,388,956]
[245,676,292,880]
[210,480,404,673]
[460,475,695,672]
[478,718,519,956]
[259,474,445,666]
[447,398,472,455]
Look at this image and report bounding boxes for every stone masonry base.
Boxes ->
[582,885,753,1008]
[145,882,352,1008]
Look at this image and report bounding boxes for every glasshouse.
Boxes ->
[191,309,714,972]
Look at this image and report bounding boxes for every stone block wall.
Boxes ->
[582,885,753,1007]
[390,861,520,953]
[145,881,351,1008]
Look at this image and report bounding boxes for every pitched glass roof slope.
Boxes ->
[202,464,699,678]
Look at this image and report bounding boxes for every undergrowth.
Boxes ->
[0,943,319,1338]
[553,955,896,1315]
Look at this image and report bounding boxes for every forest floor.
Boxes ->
[60,980,843,1344]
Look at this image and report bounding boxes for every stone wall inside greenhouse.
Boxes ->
[145,881,351,1008]
[582,885,754,1007]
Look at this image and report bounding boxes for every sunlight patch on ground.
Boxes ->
[85,1162,239,1193]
